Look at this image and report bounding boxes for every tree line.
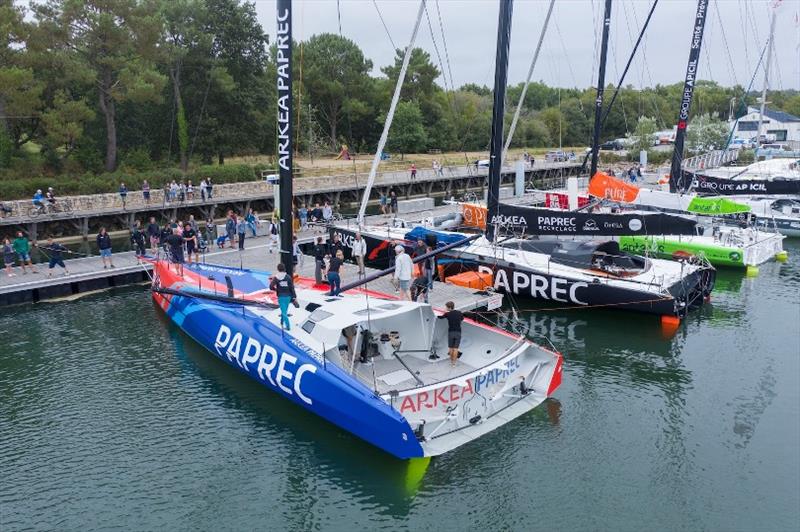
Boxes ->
[1,0,799,181]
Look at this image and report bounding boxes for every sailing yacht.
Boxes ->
[150,0,563,460]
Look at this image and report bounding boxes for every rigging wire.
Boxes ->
[713,0,739,88]
[372,0,397,51]
[424,4,451,94]
[628,1,666,129]
[434,0,456,94]
[336,0,343,36]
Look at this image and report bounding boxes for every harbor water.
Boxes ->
[1,241,798,531]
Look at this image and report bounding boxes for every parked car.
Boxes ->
[729,138,754,150]
[600,140,624,151]
[545,150,568,162]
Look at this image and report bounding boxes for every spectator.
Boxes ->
[0,201,12,218]
[267,217,279,253]
[322,201,333,225]
[328,232,344,258]
[164,228,185,274]
[183,222,198,264]
[200,179,208,201]
[389,190,398,214]
[119,183,128,209]
[236,214,247,250]
[3,237,16,277]
[413,238,426,259]
[97,227,114,269]
[410,163,417,181]
[169,181,179,202]
[246,209,259,237]
[351,231,367,276]
[313,236,327,284]
[379,192,388,215]
[204,218,217,247]
[32,189,44,211]
[160,223,172,253]
[310,203,323,228]
[225,211,237,248]
[146,217,160,252]
[45,187,56,208]
[131,221,146,258]
[13,231,36,274]
[292,235,303,266]
[142,180,151,204]
[393,245,413,300]
[41,237,70,277]
[327,249,344,296]
[298,204,308,230]
[270,262,298,330]
[437,301,464,366]
[206,177,213,199]
[178,181,186,202]
[410,275,429,303]
[186,180,194,200]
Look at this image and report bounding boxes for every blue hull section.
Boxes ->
[155,273,424,459]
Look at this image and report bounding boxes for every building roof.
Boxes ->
[746,106,800,123]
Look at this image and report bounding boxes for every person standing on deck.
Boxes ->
[188,214,198,234]
[270,262,298,331]
[437,301,464,367]
[13,231,37,274]
[292,235,303,267]
[131,221,146,258]
[200,179,208,201]
[41,237,70,277]
[118,183,128,209]
[389,190,398,214]
[183,223,199,264]
[186,180,194,200]
[146,217,160,252]
[96,227,114,269]
[246,209,259,237]
[236,214,247,250]
[410,163,417,181]
[142,180,151,204]
[3,237,17,277]
[313,236,327,284]
[298,204,308,231]
[206,177,213,199]
[351,232,367,276]
[164,228,185,275]
[225,211,237,248]
[328,233,344,259]
[327,249,345,296]
[393,245,413,300]
[379,192,387,215]
[322,202,333,226]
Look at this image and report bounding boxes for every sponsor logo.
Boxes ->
[214,324,317,404]
[480,265,588,305]
[582,219,599,231]
[628,218,643,231]
[276,6,291,172]
[399,381,474,414]
[492,214,528,226]
[537,215,577,233]
[729,251,741,261]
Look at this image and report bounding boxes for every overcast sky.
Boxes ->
[253,0,800,91]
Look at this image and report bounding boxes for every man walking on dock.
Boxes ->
[13,231,37,274]
[313,236,327,285]
[351,232,366,276]
[394,245,413,301]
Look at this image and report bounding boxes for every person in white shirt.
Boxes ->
[351,232,367,275]
[393,245,413,300]
[322,202,333,224]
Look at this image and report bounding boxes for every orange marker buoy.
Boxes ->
[660,315,681,339]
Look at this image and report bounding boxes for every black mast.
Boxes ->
[669,0,709,193]
[276,0,294,274]
[589,0,613,180]
[485,0,514,243]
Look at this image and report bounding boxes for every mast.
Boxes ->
[485,0,514,243]
[357,0,427,226]
[756,4,778,144]
[589,0,613,180]
[669,0,709,193]
[276,0,294,275]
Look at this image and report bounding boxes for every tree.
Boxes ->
[387,101,426,157]
[631,116,657,153]
[303,33,373,149]
[33,0,166,171]
[686,113,730,154]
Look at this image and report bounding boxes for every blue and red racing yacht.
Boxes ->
[151,259,562,459]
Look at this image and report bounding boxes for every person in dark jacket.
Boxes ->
[146,217,160,252]
[327,249,344,296]
[41,237,70,277]
[97,227,114,269]
[270,262,298,330]
[327,233,345,259]
[313,236,327,284]
[131,221,146,258]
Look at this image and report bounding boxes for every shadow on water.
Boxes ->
[154,307,432,513]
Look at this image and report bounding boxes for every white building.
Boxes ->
[731,106,800,143]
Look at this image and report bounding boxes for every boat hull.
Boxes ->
[152,262,426,459]
[618,233,785,268]
[440,256,714,318]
